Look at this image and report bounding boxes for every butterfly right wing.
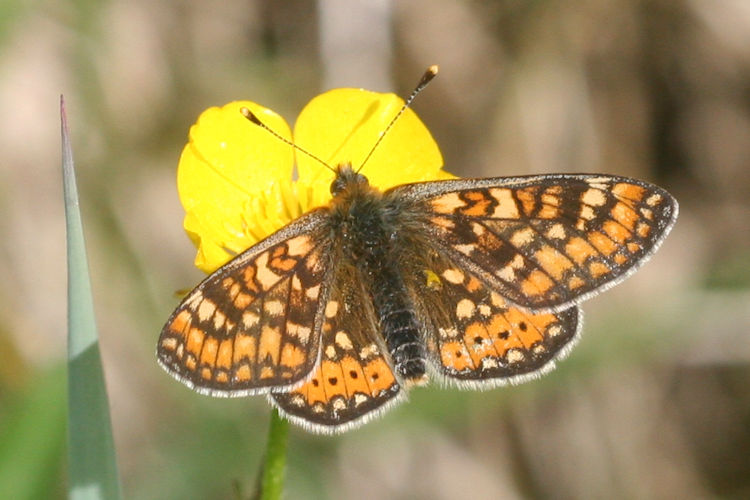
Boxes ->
[157,210,334,396]
[406,248,581,387]
[271,264,404,434]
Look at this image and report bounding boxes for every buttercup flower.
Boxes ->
[177,88,452,273]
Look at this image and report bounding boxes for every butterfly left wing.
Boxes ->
[157,210,333,396]
[271,265,404,433]
[391,174,678,312]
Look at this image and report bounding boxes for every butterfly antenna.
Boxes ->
[356,65,439,173]
[240,107,337,174]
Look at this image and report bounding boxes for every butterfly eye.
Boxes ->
[354,173,367,185]
[330,176,346,195]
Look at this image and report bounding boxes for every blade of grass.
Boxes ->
[62,95,123,500]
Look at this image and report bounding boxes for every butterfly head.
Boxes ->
[330,163,370,196]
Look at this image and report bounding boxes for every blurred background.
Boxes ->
[1,0,749,498]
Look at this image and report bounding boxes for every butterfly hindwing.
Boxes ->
[157,210,333,396]
[391,174,678,311]
[271,265,403,433]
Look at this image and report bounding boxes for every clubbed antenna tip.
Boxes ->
[240,107,262,126]
[420,65,439,87]
[356,65,440,173]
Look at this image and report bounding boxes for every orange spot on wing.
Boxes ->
[301,373,325,405]
[612,183,646,202]
[321,360,346,398]
[170,310,192,337]
[242,266,260,294]
[440,341,473,371]
[589,261,610,278]
[339,356,369,395]
[431,192,465,214]
[537,205,559,219]
[464,322,495,366]
[461,191,492,217]
[528,312,556,332]
[199,337,219,367]
[259,326,281,365]
[216,339,233,370]
[538,193,560,219]
[255,254,281,291]
[611,202,638,230]
[489,329,521,355]
[521,269,555,296]
[160,337,178,351]
[535,245,574,280]
[504,309,545,347]
[235,364,252,382]
[280,343,306,369]
[270,246,297,272]
[363,357,397,394]
[485,312,512,338]
[285,235,313,256]
[233,334,257,363]
[588,231,618,256]
[234,292,253,309]
[568,275,586,290]
[565,237,599,265]
[186,328,205,357]
[602,220,631,244]
[466,277,482,293]
[516,187,537,216]
[185,355,197,371]
[488,188,520,218]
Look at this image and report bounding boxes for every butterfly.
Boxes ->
[157,69,678,434]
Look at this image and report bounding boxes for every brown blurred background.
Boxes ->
[1,1,749,498]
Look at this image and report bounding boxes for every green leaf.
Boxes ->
[62,96,123,500]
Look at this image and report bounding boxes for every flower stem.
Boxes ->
[259,409,289,500]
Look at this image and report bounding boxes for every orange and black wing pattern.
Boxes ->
[271,266,403,433]
[407,250,580,386]
[393,174,678,312]
[157,211,333,396]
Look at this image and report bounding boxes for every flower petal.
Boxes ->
[293,89,446,194]
[178,101,295,272]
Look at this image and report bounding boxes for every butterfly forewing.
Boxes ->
[157,210,334,395]
[391,174,678,311]
[405,249,581,386]
[271,265,403,432]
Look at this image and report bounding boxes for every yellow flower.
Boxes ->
[177,88,452,273]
